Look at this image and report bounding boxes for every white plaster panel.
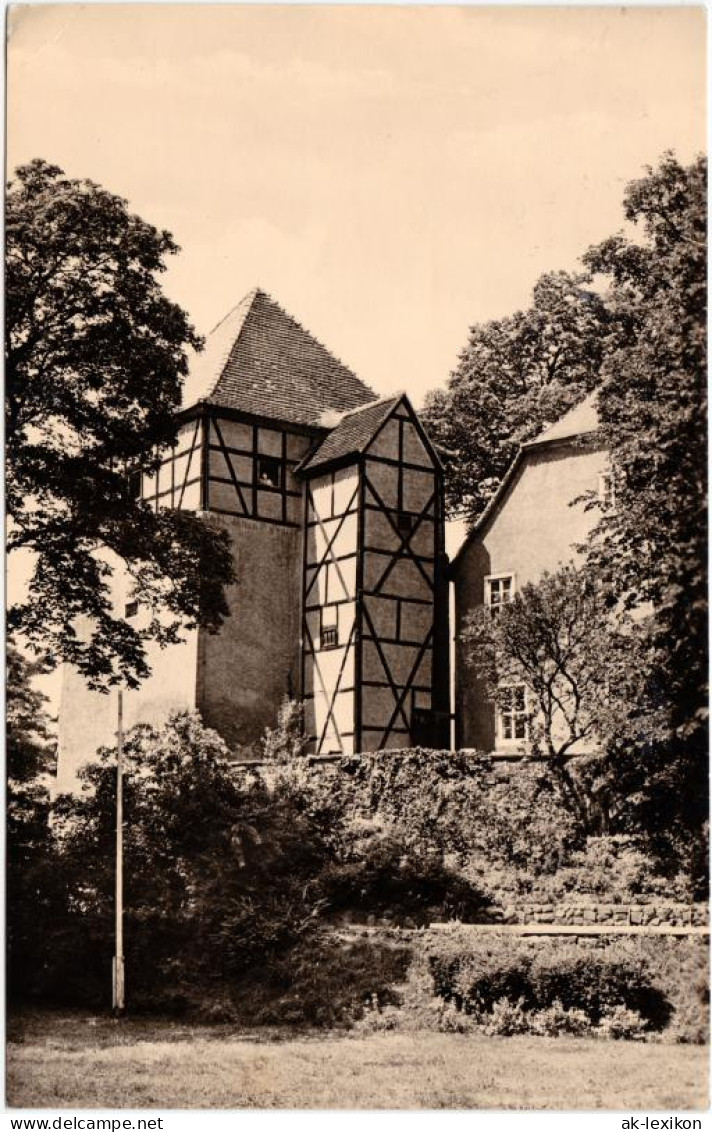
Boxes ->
[327,557,356,602]
[175,421,200,456]
[179,482,201,511]
[310,478,333,522]
[314,512,358,561]
[333,466,360,514]
[331,689,355,733]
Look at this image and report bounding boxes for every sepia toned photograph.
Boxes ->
[5,2,708,1113]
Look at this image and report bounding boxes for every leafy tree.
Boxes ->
[582,153,707,843]
[421,271,609,522]
[462,566,654,832]
[6,160,235,689]
[7,647,57,1002]
[261,697,309,762]
[46,711,334,1010]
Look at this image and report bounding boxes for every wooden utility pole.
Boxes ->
[112,689,125,1015]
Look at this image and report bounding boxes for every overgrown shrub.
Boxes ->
[286,748,583,875]
[319,828,491,926]
[427,932,673,1032]
[596,1006,649,1041]
[192,933,412,1029]
[40,712,338,1012]
[358,929,706,1042]
[522,836,701,904]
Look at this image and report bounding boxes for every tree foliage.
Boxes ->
[462,566,659,833]
[582,153,707,839]
[6,159,235,688]
[7,647,57,1003]
[421,271,609,522]
[40,712,333,1009]
[20,714,482,1017]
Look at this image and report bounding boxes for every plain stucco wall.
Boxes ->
[197,513,302,753]
[454,440,608,751]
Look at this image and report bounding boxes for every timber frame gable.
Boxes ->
[299,394,450,757]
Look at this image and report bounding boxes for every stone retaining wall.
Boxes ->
[482,902,709,927]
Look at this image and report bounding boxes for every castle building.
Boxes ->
[57,289,450,789]
[450,391,610,755]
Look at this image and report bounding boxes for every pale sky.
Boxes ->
[7,4,707,404]
[6,3,707,713]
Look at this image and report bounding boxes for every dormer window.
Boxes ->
[257,456,282,488]
[125,600,139,619]
[485,574,515,618]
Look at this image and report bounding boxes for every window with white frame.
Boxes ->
[320,605,339,650]
[497,684,528,743]
[598,472,615,510]
[485,574,515,617]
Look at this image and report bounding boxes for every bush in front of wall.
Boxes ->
[319,827,493,926]
[427,931,674,1032]
[288,747,583,875]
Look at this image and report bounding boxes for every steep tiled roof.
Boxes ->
[181,288,377,426]
[298,396,401,474]
[527,390,600,447]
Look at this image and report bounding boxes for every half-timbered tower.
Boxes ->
[299,394,450,756]
[57,288,449,787]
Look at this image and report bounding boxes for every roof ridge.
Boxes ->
[338,391,401,420]
[524,388,600,448]
[207,287,260,337]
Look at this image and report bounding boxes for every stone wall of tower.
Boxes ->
[196,513,303,753]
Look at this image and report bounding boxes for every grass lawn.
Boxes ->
[7,1010,709,1110]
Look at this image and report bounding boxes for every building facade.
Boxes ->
[450,392,610,754]
[57,289,450,789]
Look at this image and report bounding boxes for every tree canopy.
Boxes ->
[421,270,609,522]
[438,151,707,854]
[6,160,235,688]
[582,153,707,838]
[462,565,666,836]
